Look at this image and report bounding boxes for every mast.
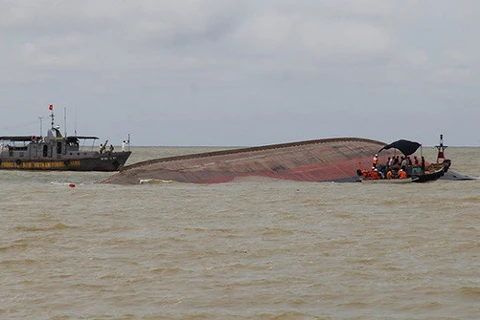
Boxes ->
[64,107,67,137]
[74,107,77,136]
[435,134,448,163]
[49,104,55,129]
[38,116,43,137]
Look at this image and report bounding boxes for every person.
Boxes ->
[388,157,393,167]
[377,168,385,179]
[369,167,380,180]
[391,156,400,169]
[99,143,105,154]
[122,140,126,152]
[413,156,419,167]
[361,169,368,179]
[109,144,114,152]
[397,168,408,179]
[372,154,378,168]
[386,170,394,179]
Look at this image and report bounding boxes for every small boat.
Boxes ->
[0,106,131,171]
[357,136,450,184]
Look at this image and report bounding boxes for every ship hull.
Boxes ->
[0,151,131,171]
[101,138,395,185]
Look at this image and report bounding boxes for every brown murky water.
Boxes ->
[1,147,479,319]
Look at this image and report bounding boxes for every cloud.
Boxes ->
[20,35,88,70]
[403,49,430,67]
[0,1,403,76]
[1,0,476,87]
[0,0,127,31]
[230,13,394,62]
[126,0,242,44]
[0,0,479,145]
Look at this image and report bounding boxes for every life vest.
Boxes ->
[362,170,368,178]
[398,170,407,179]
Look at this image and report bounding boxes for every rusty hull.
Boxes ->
[100,137,394,185]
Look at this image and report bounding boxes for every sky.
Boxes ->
[0,0,479,146]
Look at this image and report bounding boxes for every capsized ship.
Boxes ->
[101,135,477,185]
[101,137,399,184]
[0,106,131,171]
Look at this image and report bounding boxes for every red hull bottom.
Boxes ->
[101,137,395,185]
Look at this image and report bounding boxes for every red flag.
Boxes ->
[49,104,53,111]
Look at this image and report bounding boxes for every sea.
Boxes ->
[1,146,479,320]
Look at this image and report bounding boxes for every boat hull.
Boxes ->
[101,138,396,185]
[361,178,413,184]
[412,166,445,183]
[0,151,131,171]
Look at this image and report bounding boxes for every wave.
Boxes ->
[458,286,480,297]
[139,179,174,184]
[13,223,75,232]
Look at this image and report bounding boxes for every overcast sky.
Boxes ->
[0,0,478,146]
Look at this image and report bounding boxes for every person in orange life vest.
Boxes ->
[397,168,408,179]
[362,169,369,178]
[372,154,379,168]
[386,170,394,179]
[369,167,380,180]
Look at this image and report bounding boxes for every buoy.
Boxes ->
[69,183,76,188]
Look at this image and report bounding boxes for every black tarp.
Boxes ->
[379,139,421,156]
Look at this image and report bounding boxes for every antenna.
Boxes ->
[64,107,67,136]
[38,116,43,137]
[74,107,77,136]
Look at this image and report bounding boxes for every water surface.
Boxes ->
[1,147,479,319]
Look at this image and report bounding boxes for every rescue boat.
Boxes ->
[357,137,449,183]
[0,106,131,171]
